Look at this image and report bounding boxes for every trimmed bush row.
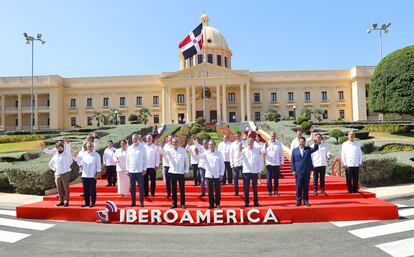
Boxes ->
[0,135,48,144]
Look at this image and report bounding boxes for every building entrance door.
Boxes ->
[210,110,217,122]
[178,113,185,124]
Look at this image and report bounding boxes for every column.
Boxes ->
[351,80,367,121]
[246,82,251,121]
[216,84,221,122]
[240,84,245,121]
[17,94,22,129]
[161,86,166,124]
[34,93,39,129]
[186,85,191,123]
[192,85,196,121]
[222,84,227,122]
[1,95,5,129]
[168,86,172,123]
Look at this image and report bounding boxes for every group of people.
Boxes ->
[41,126,363,209]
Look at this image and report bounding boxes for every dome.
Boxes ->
[200,14,230,50]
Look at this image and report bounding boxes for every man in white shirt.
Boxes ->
[341,131,363,193]
[218,135,232,186]
[187,135,201,186]
[290,128,315,156]
[144,135,160,197]
[262,132,285,196]
[103,140,117,187]
[164,137,189,208]
[41,141,72,207]
[197,139,209,197]
[197,140,225,209]
[126,134,147,207]
[76,142,101,208]
[311,133,331,195]
[162,135,173,197]
[230,131,245,196]
[240,138,261,207]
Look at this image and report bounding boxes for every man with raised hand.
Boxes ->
[230,131,245,196]
[217,134,232,186]
[144,134,160,197]
[311,133,331,195]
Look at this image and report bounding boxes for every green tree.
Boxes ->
[369,45,414,114]
[264,109,280,122]
[137,107,152,125]
[312,108,324,122]
[107,108,122,125]
[329,129,345,144]
[300,108,313,120]
[128,114,138,123]
[92,111,104,127]
[300,121,312,132]
[297,115,309,125]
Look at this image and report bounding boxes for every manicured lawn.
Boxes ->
[363,131,414,143]
[229,124,241,133]
[207,132,220,144]
[0,140,43,153]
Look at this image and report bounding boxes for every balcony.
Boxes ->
[21,106,32,113]
[38,105,50,112]
[68,107,78,114]
[118,105,128,112]
[320,100,330,107]
[304,100,314,107]
[269,101,280,107]
[85,106,95,113]
[5,107,18,113]
[100,106,110,112]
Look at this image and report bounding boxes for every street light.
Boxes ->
[23,33,46,133]
[114,110,118,125]
[367,22,391,60]
[293,105,297,121]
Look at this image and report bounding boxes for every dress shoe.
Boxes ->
[304,202,311,207]
[130,203,136,207]
[244,203,249,207]
[200,193,205,197]
[209,206,214,209]
[105,184,111,187]
[81,204,89,207]
[180,205,186,209]
[64,202,69,207]
[296,203,301,206]
[80,194,84,197]
[140,203,144,208]
[171,204,177,209]
[89,204,95,208]
[321,189,327,195]
[55,202,64,207]
[313,190,318,195]
[268,192,272,196]
[166,194,171,198]
[216,204,221,209]
[254,203,260,207]
[234,193,239,196]
[274,191,280,196]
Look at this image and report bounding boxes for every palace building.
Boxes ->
[0,14,385,131]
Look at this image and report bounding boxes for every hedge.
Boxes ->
[379,143,414,153]
[363,124,410,133]
[359,157,396,187]
[0,151,40,163]
[0,135,48,144]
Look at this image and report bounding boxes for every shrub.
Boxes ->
[363,124,410,133]
[0,172,11,191]
[190,125,202,135]
[0,135,47,144]
[355,131,370,140]
[196,117,205,126]
[197,131,210,141]
[338,136,348,144]
[211,119,217,124]
[300,121,312,132]
[179,126,191,135]
[379,143,414,153]
[128,114,138,122]
[360,158,396,187]
[329,129,345,144]
[300,108,313,120]
[392,163,414,184]
[297,115,309,126]
[361,142,375,154]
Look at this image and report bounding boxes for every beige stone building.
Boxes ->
[0,15,386,131]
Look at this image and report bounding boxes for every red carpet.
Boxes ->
[16,155,399,225]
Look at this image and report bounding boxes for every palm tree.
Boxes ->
[92,111,104,127]
[107,108,122,125]
[137,107,152,124]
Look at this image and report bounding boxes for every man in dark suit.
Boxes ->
[291,137,318,206]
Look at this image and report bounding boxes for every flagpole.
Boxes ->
[202,24,206,121]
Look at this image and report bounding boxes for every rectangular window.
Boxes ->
[87,117,93,126]
[228,93,236,103]
[207,54,213,64]
[70,99,76,108]
[365,90,369,98]
[217,55,222,66]
[177,94,185,104]
[86,98,93,107]
[15,119,18,126]
[339,110,345,119]
[119,116,126,125]
[224,57,228,68]
[189,56,193,67]
[120,97,126,106]
[338,91,344,100]
[153,96,159,105]
[255,112,261,121]
[136,96,142,106]
[305,92,311,101]
[15,100,18,108]
[288,92,294,102]
[271,92,277,103]
[254,93,260,102]
[323,110,328,119]
[103,97,109,107]
[197,54,203,64]
[47,118,50,126]
[321,91,328,101]
[47,99,50,107]
[71,117,76,127]
[288,111,295,118]
[229,112,236,122]
[153,115,160,124]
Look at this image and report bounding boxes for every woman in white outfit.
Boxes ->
[114,139,129,196]
[254,134,265,185]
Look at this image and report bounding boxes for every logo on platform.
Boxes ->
[96,201,279,225]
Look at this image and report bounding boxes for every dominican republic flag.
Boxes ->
[178,23,203,60]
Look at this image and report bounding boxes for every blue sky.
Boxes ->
[1,0,413,77]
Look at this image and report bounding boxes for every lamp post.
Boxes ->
[114,110,118,125]
[23,33,46,133]
[293,105,297,121]
[367,22,391,60]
